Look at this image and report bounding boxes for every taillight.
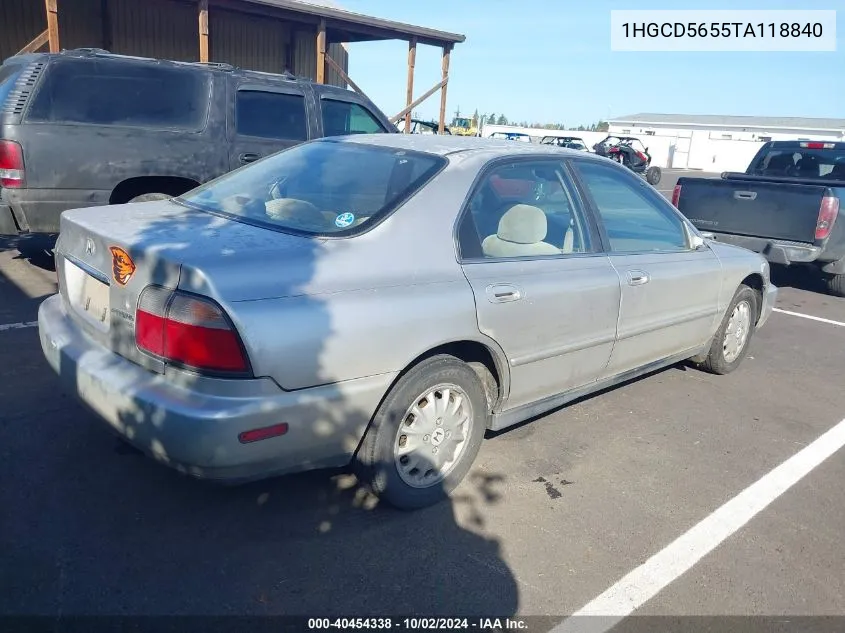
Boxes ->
[136,286,249,374]
[671,184,682,207]
[0,140,25,188]
[816,195,839,240]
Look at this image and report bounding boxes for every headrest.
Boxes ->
[497,204,548,244]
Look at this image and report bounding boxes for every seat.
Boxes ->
[481,204,561,258]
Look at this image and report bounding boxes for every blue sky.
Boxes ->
[338,0,843,126]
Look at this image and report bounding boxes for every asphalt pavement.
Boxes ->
[1,207,844,632]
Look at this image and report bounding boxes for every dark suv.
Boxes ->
[0,49,396,236]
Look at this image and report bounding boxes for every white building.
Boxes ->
[608,114,845,173]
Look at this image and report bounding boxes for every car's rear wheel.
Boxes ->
[354,355,488,510]
[698,284,758,375]
[824,273,845,298]
[129,193,173,203]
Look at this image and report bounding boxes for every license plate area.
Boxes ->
[64,258,111,331]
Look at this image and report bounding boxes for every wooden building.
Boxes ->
[1,0,465,131]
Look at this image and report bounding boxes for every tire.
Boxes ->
[129,193,173,203]
[353,354,489,510]
[646,166,662,185]
[824,273,845,298]
[698,284,758,375]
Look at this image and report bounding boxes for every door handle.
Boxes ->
[485,284,523,303]
[734,190,757,201]
[239,152,260,164]
[627,270,650,286]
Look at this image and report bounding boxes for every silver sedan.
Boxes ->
[38,135,777,509]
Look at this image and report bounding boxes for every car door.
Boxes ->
[570,159,723,378]
[227,80,311,171]
[457,158,621,410]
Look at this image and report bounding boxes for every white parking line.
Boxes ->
[551,416,845,633]
[773,308,845,328]
[0,320,37,332]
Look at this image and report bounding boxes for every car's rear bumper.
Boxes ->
[38,294,393,483]
[707,232,820,266]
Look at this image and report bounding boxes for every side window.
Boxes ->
[459,161,592,260]
[574,161,688,253]
[26,58,210,131]
[235,90,307,141]
[321,99,386,136]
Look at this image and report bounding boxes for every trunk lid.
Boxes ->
[676,177,827,243]
[55,200,322,372]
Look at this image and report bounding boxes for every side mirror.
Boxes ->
[690,234,707,250]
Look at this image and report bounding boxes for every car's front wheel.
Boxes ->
[697,284,758,375]
[354,355,488,510]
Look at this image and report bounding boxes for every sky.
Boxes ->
[337,0,844,127]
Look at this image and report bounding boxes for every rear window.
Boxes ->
[236,90,307,141]
[321,100,387,136]
[26,58,210,131]
[177,140,445,235]
[750,147,845,180]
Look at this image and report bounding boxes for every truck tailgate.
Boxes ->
[676,177,825,243]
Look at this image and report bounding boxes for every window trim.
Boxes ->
[453,155,605,264]
[23,57,213,133]
[317,96,389,135]
[233,86,309,142]
[568,157,697,255]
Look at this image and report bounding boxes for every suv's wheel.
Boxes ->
[129,193,173,203]
[698,284,758,375]
[354,354,488,510]
[824,273,845,298]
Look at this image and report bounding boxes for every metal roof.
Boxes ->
[238,0,466,46]
[610,113,845,131]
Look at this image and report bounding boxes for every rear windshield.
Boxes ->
[178,140,445,235]
[26,58,211,131]
[0,64,23,110]
[750,147,845,180]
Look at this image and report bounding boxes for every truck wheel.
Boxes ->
[825,273,845,298]
[697,284,758,375]
[129,193,173,203]
[353,354,488,510]
[646,166,662,185]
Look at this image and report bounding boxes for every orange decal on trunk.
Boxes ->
[109,246,136,286]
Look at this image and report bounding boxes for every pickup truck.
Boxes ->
[673,140,845,296]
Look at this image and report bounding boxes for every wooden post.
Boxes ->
[198,0,209,62]
[404,38,417,134]
[316,19,327,84]
[438,44,451,134]
[45,0,60,53]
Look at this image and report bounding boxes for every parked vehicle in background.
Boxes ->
[397,118,452,135]
[673,141,845,297]
[594,135,661,185]
[448,115,478,136]
[38,135,775,510]
[489,131,532,143]
[541,136,590,151]
[0,49,395,237]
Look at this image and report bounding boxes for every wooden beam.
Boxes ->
[316,19,327,84]
[438,44,452,134]
[404,38,417,133]
[17,30,50,55]
[389,77,447,123]
[324,53,365,96]
[198,0,209,62]
[45,0,60,53]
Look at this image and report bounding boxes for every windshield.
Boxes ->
[749,147,845,180]
[178,141,445,235]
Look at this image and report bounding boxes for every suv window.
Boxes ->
[0,65,23,110]
[321,100,386,136]
[459,160,592,259]
[179,140,444,235]
[26,58,211,130]
[574,160,688,253]
[236,90,307,141]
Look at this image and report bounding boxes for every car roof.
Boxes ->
[325,133,599,159]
